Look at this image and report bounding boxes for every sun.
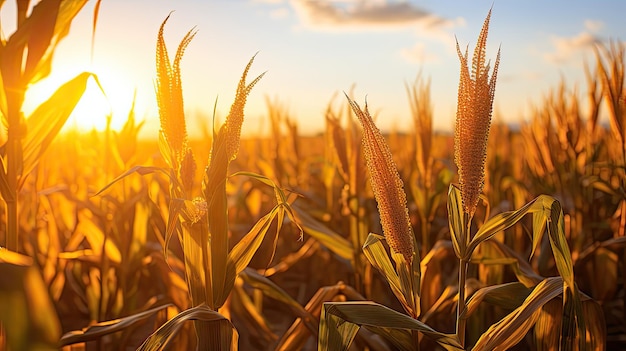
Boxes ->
[23,62,147,134]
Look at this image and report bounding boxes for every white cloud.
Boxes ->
[543,20,604,64]
[290,0,456,31]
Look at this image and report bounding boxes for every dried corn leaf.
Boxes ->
[137,304,237,351]
[363,233,420,318]
[59,304,171,346]
[319,301,463,351]
[291,203,353,260]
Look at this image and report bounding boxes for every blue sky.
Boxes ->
[13,0,626,137]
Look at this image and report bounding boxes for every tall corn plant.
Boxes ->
[405,74,452,257]
[0,0,95,251]
[319,9,594,350]
[94,15,307,350]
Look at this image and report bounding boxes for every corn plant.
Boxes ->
[319,9,597,350]
[75,14,325,350]
[0,0,97,251]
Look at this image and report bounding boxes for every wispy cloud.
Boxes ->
[288,0,461,64]
[544,20,604,64]
[399,42,438,63]
[290,0,455,30]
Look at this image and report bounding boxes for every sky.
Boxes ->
[8,0,626,138]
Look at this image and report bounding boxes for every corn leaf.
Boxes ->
[137,304,237,351]
[447,184,466,259]
[473,240,544,288]
[76,210,121,264]
[231,281,278,343]
[362,233,412,316]
[94,166,174,197]
[391,242,421,318]
[22,72,95,182]
[2,0,87,85]
[180,216,212,309]
[222,209,279,306]
[291,203,353,260]
[59,304,171,346]
[319,301,463,351]
[0,250,60,351]
[471,277,563,351]
[465,281,532,318]
[239,268,318,334]
[465,192,556,261]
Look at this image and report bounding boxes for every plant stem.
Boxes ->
[6,200,18,251]
[5,91,21,252]
[456,215,471,347]
[456,258,468,347]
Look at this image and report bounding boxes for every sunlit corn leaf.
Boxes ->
[391,241,421,318]
[533,298,562,351]
[471,277,563,351]
[22,72,95,184]
[239,268,318,334]
[76,209,121,264]
[222,209,278,303]
[319,301,463,351]
[137,304,237,351]
[533,291,606,351]
[474,240,544,288]
[93,165,176,197]
[581,298,607,350]
[231,279,278,345]
[456,185,586,347]
[447,184,467,259]
[130,200,150,264]
[419,240,457,315]
[465,281,532,318]
[180,213,212,309]
[362,233,416,317]
[464,191,556,262]
[276,282,365,351]
[0,249,60,351]
[0,153,13,201]
[231,170,305,240]
[290,203,353,260]
[59,304,171,346]
[2,0,87,86]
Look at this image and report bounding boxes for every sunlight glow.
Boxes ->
[23,62,149,133]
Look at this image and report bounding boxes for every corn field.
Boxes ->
[0,2,624,350]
